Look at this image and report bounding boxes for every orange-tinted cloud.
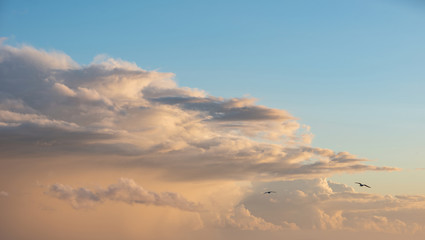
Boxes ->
[1,42,417,240]
[46,178,201,211]
[0,43,398,181]
[243,179,425,233]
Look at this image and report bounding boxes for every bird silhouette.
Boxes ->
[264,191,276,194]
[355,182,371,188]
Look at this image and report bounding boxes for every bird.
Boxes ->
[264,191,276,194]
[355,182,371,188]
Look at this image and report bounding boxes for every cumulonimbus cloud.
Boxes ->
[4,42,425,239]
[0,42,398,181]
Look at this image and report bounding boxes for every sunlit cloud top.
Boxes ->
[0,43,398,181]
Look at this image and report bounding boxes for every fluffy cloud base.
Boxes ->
[43,177,425,235]
[244,178,425,234]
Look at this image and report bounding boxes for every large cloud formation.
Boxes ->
[5,43,425,240]
[0,43,396,181]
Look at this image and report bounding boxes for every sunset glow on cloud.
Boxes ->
[1,42,424,240]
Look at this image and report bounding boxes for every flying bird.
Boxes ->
[264,191,276,194]
[355,182,371,188]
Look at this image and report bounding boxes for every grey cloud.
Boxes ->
[46,178,201,211]
[327,180,355,193]
[47,184,100,208]
[142,86,205,100]
[136,145,398,181]
[150,96,294,122]
[0,123,129,157]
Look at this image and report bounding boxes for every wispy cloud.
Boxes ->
[45,178,201,211]
[0,191,8,197]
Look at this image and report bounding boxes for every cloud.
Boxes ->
[224,204,283,231]
[150,96,293,122]
[46,177,425,234]
[1,42,424,240]
[45,178,201,211]
[241,178,425,233]
[0,191,8,197]
[0,42,398,182]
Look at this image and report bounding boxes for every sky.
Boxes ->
[1,0,425,239]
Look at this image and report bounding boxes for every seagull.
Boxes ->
[355,182,371,188]
[264,191,276,194]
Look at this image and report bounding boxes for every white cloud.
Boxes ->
[241,179,425,233]
[0,43,78,71]
[46,177,425,234]
[2,42,425,240]
[224,204,283,231]
[0,42,399,181]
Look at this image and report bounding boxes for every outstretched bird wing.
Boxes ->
[355,182,371,188]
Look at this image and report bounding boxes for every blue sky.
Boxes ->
[1,0,425,194]
[4,1,425,239]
